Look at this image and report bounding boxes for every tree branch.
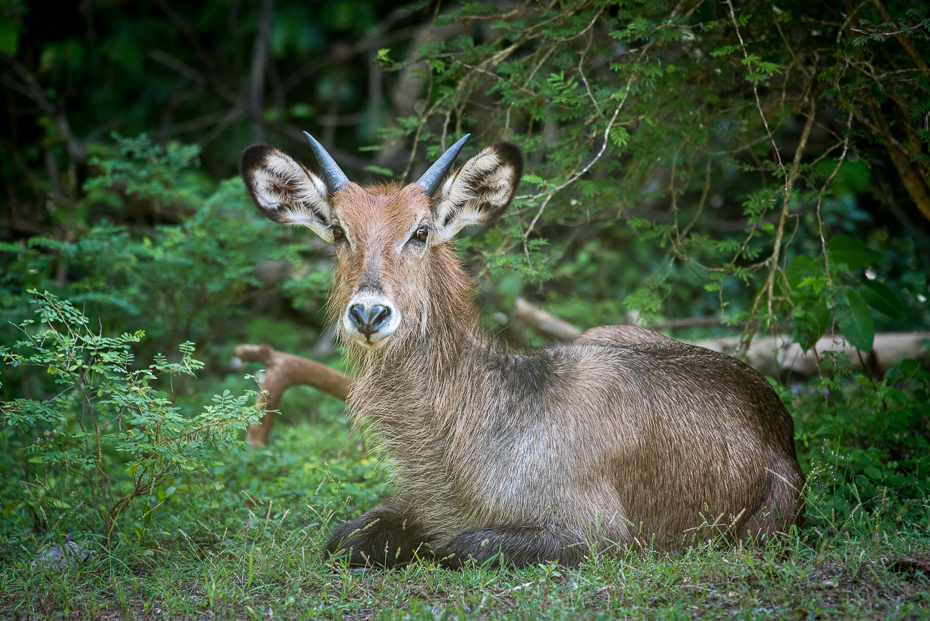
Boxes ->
[248,0,275,143]
[233,344,353,446]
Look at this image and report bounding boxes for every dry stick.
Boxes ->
[398,0,446,185]
[738,94,817,356]
[679,148,712,240]
[403,33,522,183]
[521,71,635,257]
[668,141,687,246]
[814,112,854,289]
[512,297,582,341]
[424,3,599,185]
[513,297,749,341]
[234,344,353,447]
[577,30,602,115]
[868,0,930,82]
[725,0,814,356]
[725,0,788,190]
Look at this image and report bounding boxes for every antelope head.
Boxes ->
[241,133,522,352]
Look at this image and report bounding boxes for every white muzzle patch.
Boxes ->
[342,291,401,349]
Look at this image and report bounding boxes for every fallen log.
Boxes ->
[512,297,582,341]
[690,332,930,378]
[511,297,930,376]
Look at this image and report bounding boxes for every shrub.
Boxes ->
[0,291,261,550]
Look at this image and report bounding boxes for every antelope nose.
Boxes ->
[348,304,392,336]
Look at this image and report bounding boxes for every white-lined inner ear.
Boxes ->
[432,146,517,243]
[245,150,335,240]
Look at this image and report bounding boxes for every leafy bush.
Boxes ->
[1,134,331,367]
[0,291,261,550]
[792,353,930,529]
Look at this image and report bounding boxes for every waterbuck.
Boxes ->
[240,134,805,568]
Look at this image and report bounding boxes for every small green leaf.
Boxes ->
[288,103,315,119]
[836,289,875,352]
[785,254,818,289]
[828,235,882,271]
[0,18,19,55]
[859,279,905,318]
[363,165,394,177]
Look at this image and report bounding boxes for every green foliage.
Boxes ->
[83,134,204,209]
[776,234,906,353]
[1,134,326,373]
[793,355,930,527]
[0,291,261,549]
[388,0,930,338]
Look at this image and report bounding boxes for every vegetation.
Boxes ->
[1,0,929,617]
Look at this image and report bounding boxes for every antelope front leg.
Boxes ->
[438,524,584,569]
[325,497,432,567]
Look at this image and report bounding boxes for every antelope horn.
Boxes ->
[303,132,350,193]
[415,134,470,196]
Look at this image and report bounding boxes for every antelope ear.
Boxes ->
[431,142,522,243]
[240,145,337,242]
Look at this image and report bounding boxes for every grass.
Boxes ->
[2,419,929,620]
[3,523,929,619]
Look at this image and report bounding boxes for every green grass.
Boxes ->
[3,523,928,619]
[2,418,929,620]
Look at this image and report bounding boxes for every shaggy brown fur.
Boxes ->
[241,140,805,569]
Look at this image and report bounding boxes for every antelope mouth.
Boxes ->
[347,329,393,350]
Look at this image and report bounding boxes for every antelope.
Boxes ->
[240,133,805,568]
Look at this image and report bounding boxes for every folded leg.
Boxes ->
[325,497,432,567]
[438,524,584,569]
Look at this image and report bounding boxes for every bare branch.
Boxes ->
[248,0,275,143]
[233,344,353,446]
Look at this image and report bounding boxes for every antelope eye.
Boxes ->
[414,225,429,242]
[331,226,344,241]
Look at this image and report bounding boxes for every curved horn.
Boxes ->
[303,131,350,193]
[415,134,470,196]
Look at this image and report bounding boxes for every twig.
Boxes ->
[248,0,275,143]
[725,0,788,192]
[739,88,817,355]
[813,112,854,288]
